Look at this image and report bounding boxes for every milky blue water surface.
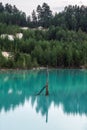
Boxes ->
[0,69,87,130]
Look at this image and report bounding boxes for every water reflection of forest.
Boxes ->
[0,69,87,117]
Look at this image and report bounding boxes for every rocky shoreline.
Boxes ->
[0,66,87,71]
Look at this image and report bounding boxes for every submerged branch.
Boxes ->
[36,85,46,95]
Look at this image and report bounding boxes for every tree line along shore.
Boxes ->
[0,2,87,69]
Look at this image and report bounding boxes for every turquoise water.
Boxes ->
[0,69,87,130]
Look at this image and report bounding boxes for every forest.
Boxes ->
[0,2,87,69]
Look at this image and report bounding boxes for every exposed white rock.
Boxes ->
[21,27,29,30]
[1,34,7,39]
[2,52,10,59]
[1,34,14,41]
[37,26,43,30]
[8,35,14,41]
[16,33,23,39]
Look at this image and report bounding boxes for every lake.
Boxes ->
[0,69,87,130]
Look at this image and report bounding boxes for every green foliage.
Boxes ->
[0,23,21,35]
[14,52,32,69]
[0,3,27,26]
[0,2,87,32]
[36,3,53,27]
[52,5,87,32]
[0,3,87,69]
[0,24,87,68]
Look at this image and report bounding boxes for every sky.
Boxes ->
[1,0,87,15]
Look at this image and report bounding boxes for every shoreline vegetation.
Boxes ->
[0,65,87,71]
[0,3,87,69]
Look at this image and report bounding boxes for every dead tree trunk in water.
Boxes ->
[37,86,46,95]
[45,66,49,96]
[36,66,49,96]
[45,82,49,96]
